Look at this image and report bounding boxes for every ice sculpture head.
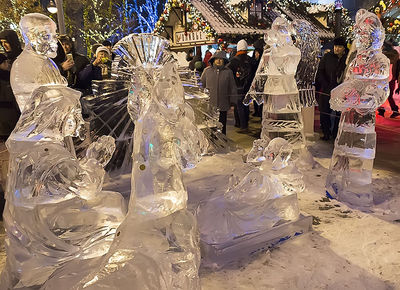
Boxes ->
[86,135,116,167]
[11,85,85,143]
[20,13,58,58]
[354,9,384,51]
[263,138,292,170]
[265,18,292,47]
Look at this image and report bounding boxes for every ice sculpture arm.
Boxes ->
[200,68,207,88]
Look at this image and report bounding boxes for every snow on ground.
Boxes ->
[1,141,399,289]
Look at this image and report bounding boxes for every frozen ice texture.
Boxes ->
[0,84,126,288]
[291,19,321,107]
[10,13,67,112]
[246,17,305,150]
[197,137,303,246]
[52,34,205,289]
[326,9,390,206]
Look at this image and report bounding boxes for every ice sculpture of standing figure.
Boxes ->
[45,34,207,290]
[0,13,126,289]
[10,13,67,112]
[326,9,390,206]
[246,18,304,150]
[291,19,321,108]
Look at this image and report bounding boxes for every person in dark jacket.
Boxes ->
[0,53,20,140]
[228,39,254,132]
[78,46,112,95]
[378,41,399,118]
[201,51,237,135]
[315,37,348,140]
[0,29,22,65]
[59,35,90,89]
[251,39,264,117]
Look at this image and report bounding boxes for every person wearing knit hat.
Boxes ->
[228,39,254,133]
[77,46,112,95]
[315,36,349,141]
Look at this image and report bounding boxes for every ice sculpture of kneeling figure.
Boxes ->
[0,86,127,289]
[197,137,303,246]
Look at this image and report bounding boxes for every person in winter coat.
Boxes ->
[203,45,213,67]
[201,50,237,135]
[251,39,264,117]
[58,35,89,89]
[228,39,255,133]
[0,53,20,140]
[0,29,22,65]
[315,36,348,140]
[78,46,112,95]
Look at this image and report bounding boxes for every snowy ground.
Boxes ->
[1,125,400,289]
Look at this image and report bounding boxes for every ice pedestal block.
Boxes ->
[200,213,312,269]
[326,9,390,207]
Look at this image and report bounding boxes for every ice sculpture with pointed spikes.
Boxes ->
[10,13,67,112]
[42,34,207,290]
[325,9,390,206]
[0,14,126,289]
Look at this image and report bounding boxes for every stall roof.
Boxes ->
[191,0,268,35]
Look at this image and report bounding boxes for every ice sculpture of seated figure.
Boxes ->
[326,9,390,206]
[41,34,207,290]
[197,137,303,245]
[11,13,67,112]
[0,83,126,288]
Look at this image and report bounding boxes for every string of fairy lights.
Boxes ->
[372,0,400,36]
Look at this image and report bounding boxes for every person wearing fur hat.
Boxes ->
[77,46,112,95]
[201,50,237,135]
[59,35,89,88]
[228,39,255,133]
[315,36,348,140]
[0,29,22,65]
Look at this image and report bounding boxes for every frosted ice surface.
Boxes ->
[10,13,67,112]
[0,84,126,288]
[291,19,320,107]
[198,137,303,246]
[326,9,390,206]
[52,34,205,289]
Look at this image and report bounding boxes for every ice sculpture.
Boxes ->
[0,85,126,288]
[291,19,321,107]
[197,137,309,268]
[10,13,67,112]
[245,18,305,149]
[325,9,390,206]
[43,34,207,289]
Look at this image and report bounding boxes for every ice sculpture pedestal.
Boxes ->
[200,213,312,269]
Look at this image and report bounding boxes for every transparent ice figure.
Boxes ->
[245,18,305,150]
[10,13,67,112]
[197,137,303,247]
[44,34,207,290]
[0,14,126,289]
[291,19,321,107]
[0,85,126,289]
[326,9,390,206]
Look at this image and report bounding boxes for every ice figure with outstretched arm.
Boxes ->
[42,34,207,290]
[326,9,390,206]
[0,14,126,289]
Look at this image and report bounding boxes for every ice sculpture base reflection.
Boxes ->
[200,213,312,269]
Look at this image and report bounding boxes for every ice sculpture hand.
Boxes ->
[84,135,116,167]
